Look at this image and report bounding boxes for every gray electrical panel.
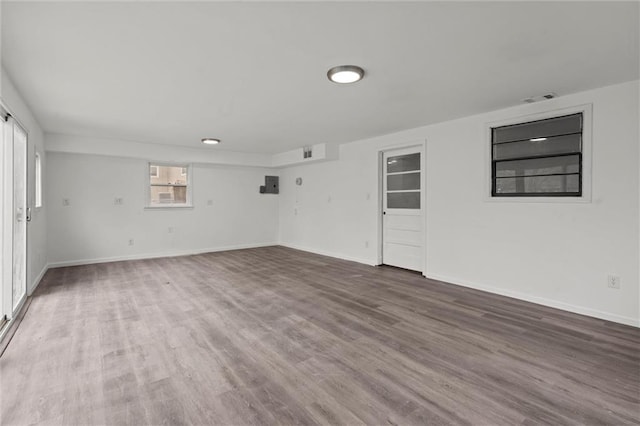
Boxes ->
[260,176,279,194]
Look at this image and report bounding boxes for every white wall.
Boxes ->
[1,69,48,295]
[46,151,279,266]
[279,80,640,326]
[47,133,272,168]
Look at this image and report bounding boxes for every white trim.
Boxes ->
[0,296,26,344]
[0,258,45,345]
[278,243,377,267]
[484,103,593,203]
[47,242,279,268]
[13,122,28,313]
[23,248,640,327]
[28,263,49,296]
[376,151,383,265]
[0,115,7,324]
[426,272,639,328]
[144,206,194,211]
[2,119,12,321]
[0,319,11,345]
[376,140,424,152]
[0,98,30,136]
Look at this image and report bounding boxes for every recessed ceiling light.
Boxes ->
[530,137,547,142]
[327,65,365,84]
[202,138,220,145]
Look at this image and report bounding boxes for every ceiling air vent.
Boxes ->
[303,146,313,159]
[522,92,557,104]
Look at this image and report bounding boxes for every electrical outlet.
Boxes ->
[607,275,621,289]
[114,197,123,205]
[168,227,174,234]
[128,239,134,246]
[62,198,70,206]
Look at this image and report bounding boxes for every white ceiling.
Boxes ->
[2,1,638,154]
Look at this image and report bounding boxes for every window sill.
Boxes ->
[144,205,194,210]
[484,195,591,204]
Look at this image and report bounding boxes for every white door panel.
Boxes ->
[1,116,27,322]
[383,243,422,272]
[384,228,422,246]
[382,146,423,272]
[12,122,27,311]
[384,214,422,230]
[0,118,4,323]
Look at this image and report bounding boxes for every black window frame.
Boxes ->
[491,113,583,197]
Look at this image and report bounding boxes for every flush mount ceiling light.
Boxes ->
[327,65,365,84]
[202,138,220,145]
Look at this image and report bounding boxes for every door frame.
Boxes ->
[376,139,427,276]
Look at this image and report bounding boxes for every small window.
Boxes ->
[491,113,583,197]
[147,163,191,207]
[386,153,421,209]
[35,152,42,208]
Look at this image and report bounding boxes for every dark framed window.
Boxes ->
[491,113,583,197]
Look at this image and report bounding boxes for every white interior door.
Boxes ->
[382,146,423,272]
[12,120,28,312]
[2,116,27,322]
[0,118,5,324]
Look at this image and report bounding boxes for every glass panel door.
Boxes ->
[12,120,27,312]
[382,147,423,272]
[0,117,5,325]
[385,152,421,209]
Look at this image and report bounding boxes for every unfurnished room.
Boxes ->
[0,1,639,425]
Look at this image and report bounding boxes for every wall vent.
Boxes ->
[303,146,313,159]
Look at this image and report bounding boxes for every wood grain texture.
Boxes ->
[1,246,638,425]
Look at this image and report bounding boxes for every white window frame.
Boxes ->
[145,162,193,209]
[34,152,42,208]
[484,103,592,203]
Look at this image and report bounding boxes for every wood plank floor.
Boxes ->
[1,246,638,425]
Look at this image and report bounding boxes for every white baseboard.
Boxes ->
[43,242,638,328]
[278,242,377,266]
[426,272,639,328]
[28,263,50,296]
[48,242,279,268]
